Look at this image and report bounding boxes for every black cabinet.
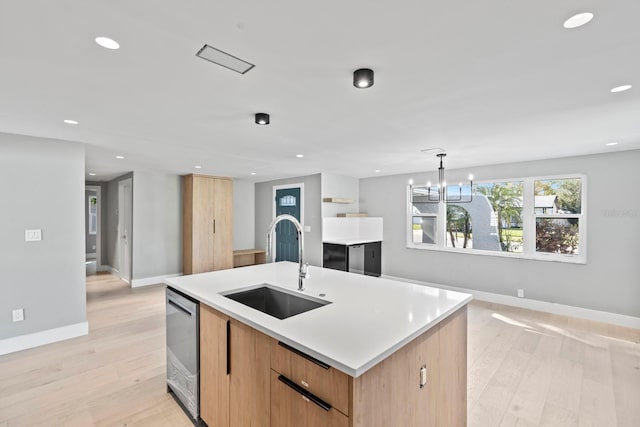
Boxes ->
[363,241,381,277]
[322,241,381,277]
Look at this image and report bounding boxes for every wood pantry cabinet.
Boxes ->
[183,174,233,275]
[199,303,467,427]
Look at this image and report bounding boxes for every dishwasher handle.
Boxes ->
[168,298,194,317]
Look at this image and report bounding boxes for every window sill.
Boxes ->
[406,243,587,265]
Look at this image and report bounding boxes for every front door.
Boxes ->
[275,187,301,262]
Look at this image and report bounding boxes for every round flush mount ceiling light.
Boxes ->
[255,113,270,125]
[563,12,594,29]
[353,68,374,88]
[115,155,124,159]
[194,165,202,169]
[89,173,96,176]
[296,154,304,158]
[610,84,632,93]
[63,119,79,125]
[95,36,120,50]
[606,142,619,146]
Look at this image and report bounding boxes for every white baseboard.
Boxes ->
[107,266,119,275]
[131,273,182,288]
[383,274,640,330]
[0,322,89,356]
[97,265,109,272]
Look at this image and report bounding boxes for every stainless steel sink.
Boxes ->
[221,285,331,320]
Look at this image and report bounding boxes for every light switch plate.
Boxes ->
[25,229,42,242]
[304,226,311,233]
[12,308,24,322]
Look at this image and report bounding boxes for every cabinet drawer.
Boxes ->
[271,370,349,427]
[271,341,350,416]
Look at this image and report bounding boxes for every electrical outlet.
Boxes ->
[517,289,525,298]
[12,308,24,322]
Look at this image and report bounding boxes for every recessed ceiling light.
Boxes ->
[296,154,304,158]
[63,119,79,125]
[606,142,619,146]
[95,36,120,50]
[563,12,594,29]
[610,84,632,93]
[250,172,257,176]
[115,155,124,159]
[194,165,202,169]
[89,173,96,176]
[375,170,381,173]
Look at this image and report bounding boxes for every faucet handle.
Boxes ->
[300,263,310,279]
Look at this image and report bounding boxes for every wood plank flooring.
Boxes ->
[1,273,638,426]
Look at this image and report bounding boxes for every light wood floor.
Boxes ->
[1,273,638,426]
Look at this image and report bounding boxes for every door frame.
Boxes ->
[117,178,133,284]
[271,183,304,259]
[85,185,102,270]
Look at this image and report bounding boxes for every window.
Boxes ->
[279,195,297,206]
[407,175,586,263]
[534,178,582,255]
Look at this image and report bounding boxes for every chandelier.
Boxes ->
[411,153,474,204]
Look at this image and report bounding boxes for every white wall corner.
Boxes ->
[131,273,182,288]
[0,322,89,356]
[383,274,640,330]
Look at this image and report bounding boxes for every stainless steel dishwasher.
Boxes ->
[166,287,199,420]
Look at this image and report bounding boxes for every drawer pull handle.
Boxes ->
[278,375,332,412]
[278,342,330,370]
[301,380,309,388]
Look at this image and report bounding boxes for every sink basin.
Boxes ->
[222,285,331,320]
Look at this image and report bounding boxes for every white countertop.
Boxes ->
[323,238,381,245]
[165,262,471,377]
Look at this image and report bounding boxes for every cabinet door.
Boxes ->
[212,178,233,271]
[191,176,215,274]
[229,320,271,426]
[363,241,381,277]
[200,305,229,427]
[271,370,348,427]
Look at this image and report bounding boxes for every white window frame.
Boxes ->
[406,174,587,264]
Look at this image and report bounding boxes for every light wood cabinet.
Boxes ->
[199,304,467,427]
[199,306,272,427]
[199,304,229,427]
[270,370,349,427]
[183,174,233,275]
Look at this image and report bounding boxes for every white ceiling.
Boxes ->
[0,0,638,182]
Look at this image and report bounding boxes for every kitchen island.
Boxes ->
[166,261,472,427]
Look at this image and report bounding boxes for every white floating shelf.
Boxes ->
[322,197,354,204]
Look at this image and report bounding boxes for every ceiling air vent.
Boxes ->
[195,44,255,74]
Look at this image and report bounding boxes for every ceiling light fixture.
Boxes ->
[606,142,619,146]
[95,36,120,50]
[63,119,79,125]
[89,173,96,176]
[196,44,255,74]
[410,152,474,204]
[563,12,594,29]
[255,113,270,125]
[296,154,304,158]
[375,170,381,173]
[194,165,202,169]
[610,84,632,93]
[353,68,374,88]
[250,172,257,176]
[115,155,124,159]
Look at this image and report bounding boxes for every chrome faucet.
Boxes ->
[266,214,309,291]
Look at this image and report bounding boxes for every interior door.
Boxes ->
[275,187,301,262]
[118,178,132,283]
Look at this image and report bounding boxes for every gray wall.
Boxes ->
[0,133,86,339]
[131,172,182,280]
[105,172,133,272]
[233,179,255,250]
[359,150,640,318]
[321,173,360,217]
[255,174,323,266]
